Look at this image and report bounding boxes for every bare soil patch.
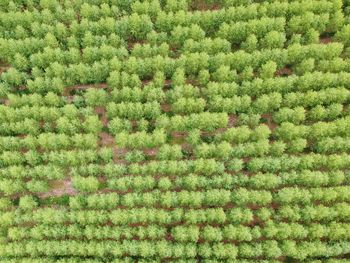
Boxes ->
[99,132,115,147]
[275,67,292,77]
[229,115,237,127]
[113,146,128,163]
[95,106,108,127]
[161,103,171,112]
[261,113,278,131]
[65,95,74,103]
[2,99,10,106]
[144,148,158,157]
[142,79,152,87]
[63,83,107,96]
[0,66,10,74]
[320,37,332,44]
[38,178,76,198]
[191,0,221,10]
[172,131,187,138]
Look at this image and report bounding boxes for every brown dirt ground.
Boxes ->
[172,131,188,138]
[0,66,10,74]
[275,67,292,77]
[191,0,221,10]
[63,83,107,96]
[65,95,75,103]
[113,147,128,163]
[261,113,278,131]
[95,106,108,127]
[229,115,237,127]
[99,132,115,147]
[143,148,158,156]
[320,37,332,44]
[38,177,76,198]
[161,103,171,112]
[142,79,152,86]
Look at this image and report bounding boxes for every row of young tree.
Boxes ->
[239,71,350,96]
[2,166,348,197]
[155,112,228,132]
[0,240,234,259]
[235,170,346,189]
[273,104,345,124]
[3,176,349,205]
[0,165,65,180]
[2,203,350,227]
[0,169,347,196]
[194,140,270,159]
[7,92,64,107]
[0,0,341,45]
[0,148,114,168]
[0,133,98,151]
[0,179,48,196]
[0,104,94,122]
[160,185,350,207]
[107,102,161,120]
[207,84,349,116]
[1,152,348,181]
[102,173,231,192]
[0,158,224,181]
[244,153,350,173]
[103,186,343,207]
[0,0,340,32]
[7,224,166,241]
[7,221,350,243]
[87,168,349,193]
[314,137,350,154]
[274,116,350,141]
[0,116,102,136]
[2,239,350,260]
[4,87,347,123]
[195,136,347,159]
[1,41,346,93]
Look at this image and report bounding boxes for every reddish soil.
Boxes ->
[164,79,172,87]
[267,121,278,131]
[38,178,76,198]
[261,113,278,131]
[165,234,174,241]
[99,132,115,147]
[113,146,128,163]
[171,135,187,145]
[185,79,198,86]
[320,37,332,44]
[95,106,108,126]
[65,95,74,103]
[161,103,171,112]
[127,40,146,51]
[200,127,226,137]
[143,148,158,156]
[0,66,10,74]
[275,67,292,77]
[180,143,192,152]
[163,79,173,90]
[63,83,107,96]
[214,127,227,134]
[142,79,152,87]
[228,115,237,127]
[192,0,221,10]
[171,131,187,138]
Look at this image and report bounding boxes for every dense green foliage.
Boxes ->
[1,0,350,262]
